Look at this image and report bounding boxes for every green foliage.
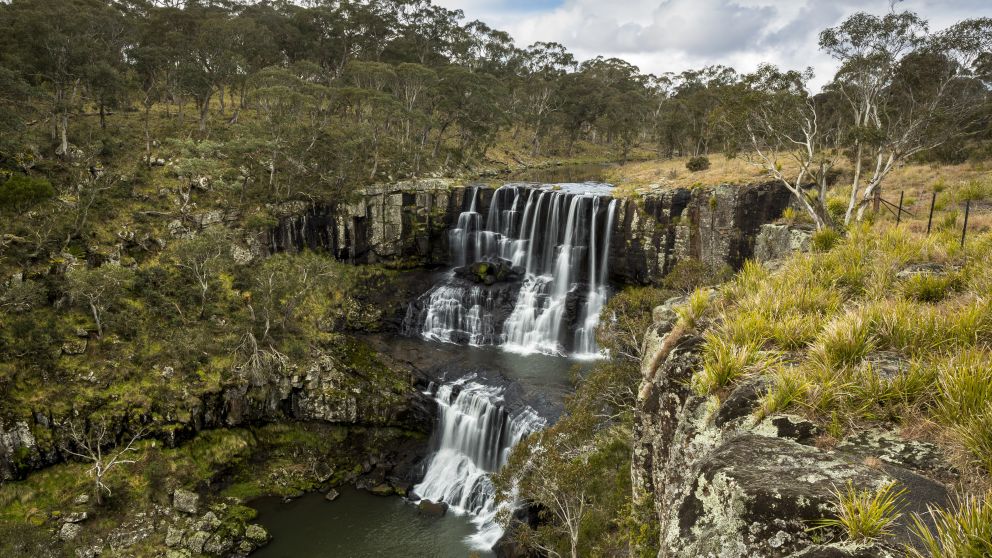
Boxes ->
[685,155,711,172]
[814,481,906,542]
[676,287,713,329]
[0,174,54,213]
[694,333,768,395]
[596,286,674,361]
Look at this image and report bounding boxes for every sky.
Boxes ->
[434,0,992,91]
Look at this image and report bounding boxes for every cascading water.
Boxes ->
[404,182,618,358]
[414,378,546,550]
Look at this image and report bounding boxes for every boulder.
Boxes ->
[417,499,449,517]
[172,489,199,514]
[324,488,340,502]
[244,524,269,544]
[58,522,82,542]
[185,531,210,554]
[754,223,812,264]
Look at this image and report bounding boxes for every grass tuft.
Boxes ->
[814,481,906,542]
[908,492,992,557]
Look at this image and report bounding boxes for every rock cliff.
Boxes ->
[0,344,434,482]
[633,299,951,557]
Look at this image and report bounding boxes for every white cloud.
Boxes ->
[436,0,992,91]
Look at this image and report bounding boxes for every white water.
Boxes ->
[408,183,618,358]
[414,378,546,550]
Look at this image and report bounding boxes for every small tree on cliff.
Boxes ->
[62,420,144,506]
[726,65,835,230]
[65,264,133,338]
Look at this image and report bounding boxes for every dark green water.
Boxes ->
[252,487,493,558]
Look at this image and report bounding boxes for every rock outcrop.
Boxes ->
[610,182,793,284]
[633,300,951,558]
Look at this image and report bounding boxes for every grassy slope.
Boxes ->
[684,221,992,551]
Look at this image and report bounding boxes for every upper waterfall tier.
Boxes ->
[404,183,618,358]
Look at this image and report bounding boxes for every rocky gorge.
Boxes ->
[1,174,809,557]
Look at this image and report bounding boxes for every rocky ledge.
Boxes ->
[632,298,951,557]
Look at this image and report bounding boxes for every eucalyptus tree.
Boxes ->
[1,0,128,156]
[820,11,991,223]
[520,42,576,155]
[727,65,835,230]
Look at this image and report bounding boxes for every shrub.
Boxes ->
[815,481,906,542]
[811,227,842,252]
[663,259,731,294]
[956,179,990,202]
[685,156,710,172]
[0,174,54,213]
[826,197,848,221]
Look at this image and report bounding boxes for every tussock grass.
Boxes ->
[908,492,992,557]
[693,333,773,395]
[675,287,713,329]
[815,481,907,542]
[809,311,877,370]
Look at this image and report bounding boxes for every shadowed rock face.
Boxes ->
[610,182,794,284]
[633,300,951,558]
[0,348,435,482]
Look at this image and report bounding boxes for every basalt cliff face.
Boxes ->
[632,299,952,558]
[265,180,793,284]
[0,346,435,482]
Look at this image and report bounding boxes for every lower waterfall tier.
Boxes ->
[413,378,545,550]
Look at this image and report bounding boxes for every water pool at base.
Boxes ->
[252,487,493,558]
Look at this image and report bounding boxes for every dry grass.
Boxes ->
[605,154,992,235]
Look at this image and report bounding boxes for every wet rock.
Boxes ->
[324,488,340,502]
[369,483,394,496]
[417,499,448,516]
[203,531,234,555]
[172,489,199,514]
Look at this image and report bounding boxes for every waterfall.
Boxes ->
[414,378,546,550]
[405,183,618,358]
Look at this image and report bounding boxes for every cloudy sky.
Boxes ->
[434,0,992,90]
